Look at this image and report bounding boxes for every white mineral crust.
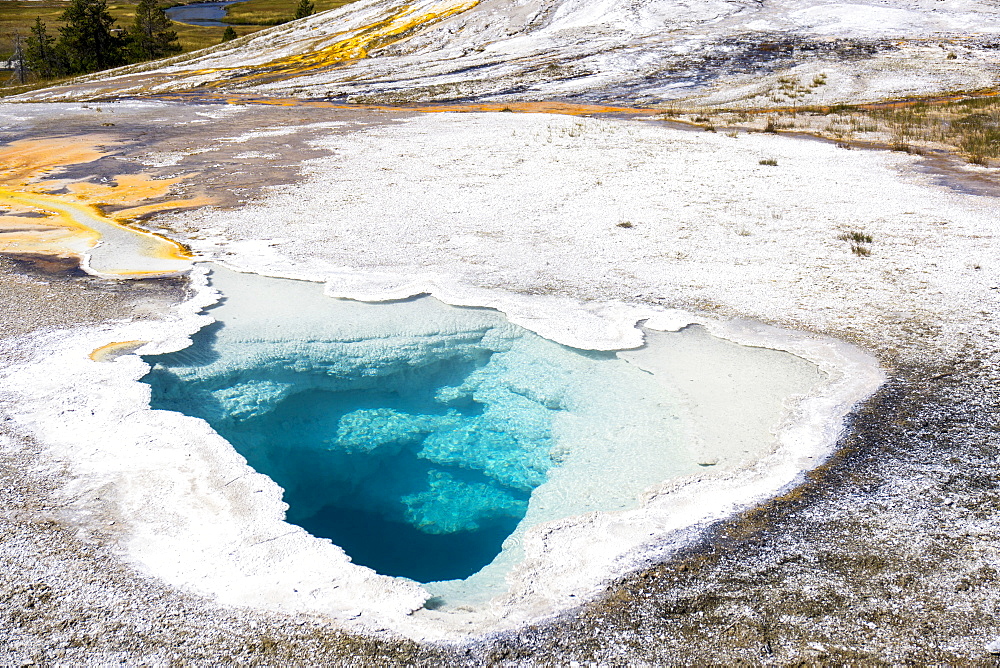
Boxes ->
[1,110,995,642]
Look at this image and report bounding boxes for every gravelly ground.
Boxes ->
[2,256,999,665]
[468,359,1000,665]
[2,86,999,663]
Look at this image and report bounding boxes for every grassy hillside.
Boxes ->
[223,0,358,26]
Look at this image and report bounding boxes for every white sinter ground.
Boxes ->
[10,107,999,640]
[178,110,997,363]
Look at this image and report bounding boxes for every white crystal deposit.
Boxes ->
[2,104,995,643]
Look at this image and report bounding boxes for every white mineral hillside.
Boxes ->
[20,0,1000,105]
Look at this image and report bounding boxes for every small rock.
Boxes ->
[985,638,1000,654]
[807,642,826,652]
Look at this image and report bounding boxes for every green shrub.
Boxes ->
[838,230,874,244]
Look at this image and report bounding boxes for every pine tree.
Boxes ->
[58,0,126,74]
[220,26,238,43]
[294,0,315,20]
[127,0,181,63]
[25,18,63,79]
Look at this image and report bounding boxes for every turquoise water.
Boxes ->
[144,320,554,581]
[141,267,615,583]
[140,266,821,595]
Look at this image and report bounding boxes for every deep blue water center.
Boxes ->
[140,269,566,583]
[145,345,530,581]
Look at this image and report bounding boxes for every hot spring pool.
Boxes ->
[140,265,825,607]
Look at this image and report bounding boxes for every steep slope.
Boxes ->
[18,0,1000,106]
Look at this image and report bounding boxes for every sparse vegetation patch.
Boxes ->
[837,229,874,256]
[658,94,1000,167]
[838,230,874,244]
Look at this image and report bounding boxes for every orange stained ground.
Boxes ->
[156,93,661,116]
[184,0,479,88]
[89,340,149,362]
[0,137,210,273]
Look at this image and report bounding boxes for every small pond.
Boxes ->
[166,0,251,27]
